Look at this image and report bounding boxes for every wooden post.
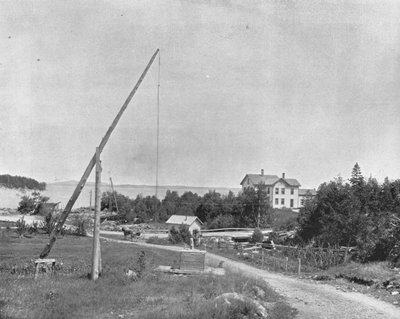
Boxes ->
[285,257,288,272]
[91,148,102,281]
[344,248,348,263]
[298,258,301,276]
[261,249,264,267]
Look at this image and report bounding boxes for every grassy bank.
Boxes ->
[0,230,296,319]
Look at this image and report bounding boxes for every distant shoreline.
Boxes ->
[48,181,240,191]
[0,183,241,210]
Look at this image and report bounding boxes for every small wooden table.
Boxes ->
[34,258,56,280]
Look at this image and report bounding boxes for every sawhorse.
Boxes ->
[34,258,56,280]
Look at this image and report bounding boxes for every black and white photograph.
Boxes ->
[1,1,400,318]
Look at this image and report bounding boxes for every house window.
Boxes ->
[275,198,278,205]
[267,188,270,194]
[275,188,279,194]
[281,198,285,205]
[291,188,294,195]
[281,188,285,195]
[301,199,305,205]
[290,199,294,207]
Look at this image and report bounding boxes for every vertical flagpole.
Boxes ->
[91,147,102,280]
[154,51,161,222]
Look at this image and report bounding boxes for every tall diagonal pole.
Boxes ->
[40,49,160,258]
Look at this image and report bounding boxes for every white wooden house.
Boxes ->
[240,169,315,209]
[165,215,203,234]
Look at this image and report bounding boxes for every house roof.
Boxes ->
[165,215,203,226]
[299,189,317,196]
[240,174,279,186]
[282,178,301,187]
[240,174,301,187]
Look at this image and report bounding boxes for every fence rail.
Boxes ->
[202,237,354,273]
[202,228,258,233]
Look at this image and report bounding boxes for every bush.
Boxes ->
[15,218,28,238]
[17,191,49,215]
[208,214,235,229]
[136,251,146,278]
[28,221,39,235]
[168,224,192,245]
[168,226,181,244]
[178,224,192,245]
[43,212,56,235]
[73,220,87,236]
[67,214,88,236]
[17,196,36,214]
[251,228,264,243]
[270,209,298,231]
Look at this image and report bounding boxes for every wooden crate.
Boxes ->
[179,250,206,271]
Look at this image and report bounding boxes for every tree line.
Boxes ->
[101,162,400,263]
[0,174,46,191]
[297,163,400,263]
[100,184,273,229]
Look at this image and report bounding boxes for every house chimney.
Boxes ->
[282,172,285,179]
[261,169,264,176]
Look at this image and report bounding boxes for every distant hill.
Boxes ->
[0,174,46,191]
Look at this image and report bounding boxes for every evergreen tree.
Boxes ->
[350,162,364,187]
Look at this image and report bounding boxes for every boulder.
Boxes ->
[215,292,268,318]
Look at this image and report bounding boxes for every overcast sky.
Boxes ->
[1,0,399,189]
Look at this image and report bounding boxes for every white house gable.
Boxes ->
[241,170,303,209]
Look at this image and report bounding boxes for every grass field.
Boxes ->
[0,229,296,319]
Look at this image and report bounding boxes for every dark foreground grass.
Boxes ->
[0,230,296,319]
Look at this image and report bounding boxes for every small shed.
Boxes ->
[165,215,203,234]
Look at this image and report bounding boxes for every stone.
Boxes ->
[215,293,268,318]
[254,285,266,299]
[126,269,137,280]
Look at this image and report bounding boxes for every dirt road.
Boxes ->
[206,254,400,319]
[101,237,400,319]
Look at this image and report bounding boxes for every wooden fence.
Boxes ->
[203,238,354,273]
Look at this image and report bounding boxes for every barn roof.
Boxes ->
[165,215,203,226]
